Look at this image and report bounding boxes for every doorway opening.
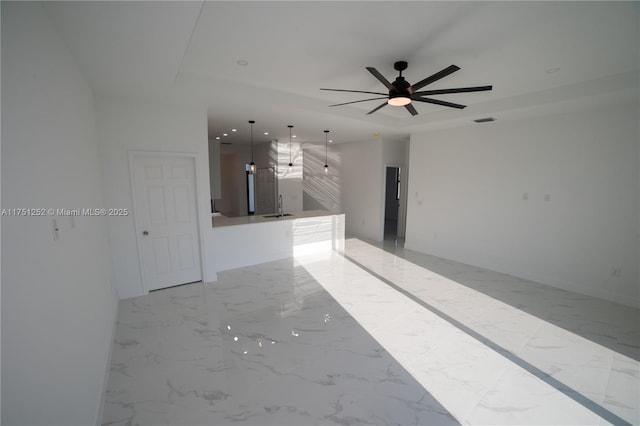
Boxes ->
[384,166,401,240]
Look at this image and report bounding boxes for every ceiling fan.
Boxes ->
[321,61,492,116]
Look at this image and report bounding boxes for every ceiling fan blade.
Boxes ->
[412,97,466,109]
[404,103,419,116]
[366,67,393,90]
[367,102,388,115]
[329,97,388,107]
[410,65,460,91]
[321,88,388,96]
[413,85,493,96]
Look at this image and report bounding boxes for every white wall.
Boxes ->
[95,95,212,298]
[406,102,639,308]
[335,138,408,241]
[302,143,340,212]
[277,140,303,214]
[1,3,118,424]
[337,139,384,240]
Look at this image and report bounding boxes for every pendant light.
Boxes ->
[249,120,255,174]
[323,130,329,174]
[287,125,294,172]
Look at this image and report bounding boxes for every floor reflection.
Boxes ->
[102,256,457,425]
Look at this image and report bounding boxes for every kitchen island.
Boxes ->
[207,210,345,278]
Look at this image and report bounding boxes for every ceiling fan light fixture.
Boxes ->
[388,96,411,106]
[322,61,492,116]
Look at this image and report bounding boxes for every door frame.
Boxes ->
[128,151,205,293]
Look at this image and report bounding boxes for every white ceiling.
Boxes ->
[46,1,639,146]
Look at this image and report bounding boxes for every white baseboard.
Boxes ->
[404,241,640,309]
[95,298,119,425]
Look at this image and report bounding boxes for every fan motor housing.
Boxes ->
[391,77,411,97]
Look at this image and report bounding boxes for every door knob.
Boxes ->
[143,230,149,236]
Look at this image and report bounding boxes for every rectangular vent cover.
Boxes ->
[474,117,496,123]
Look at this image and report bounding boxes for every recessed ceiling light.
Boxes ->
[329,139,333,143]
[264,132,269,135]
[292,135,297,138]
[223,133,228,136]
[237,60,248,66]
[231,129,237,132]
[215,136,221,140]
[372,132,381,137]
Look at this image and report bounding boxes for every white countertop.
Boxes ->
[212,210,340,228]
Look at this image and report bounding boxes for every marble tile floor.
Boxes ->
[102,238,639,425]
[338,239,639,425]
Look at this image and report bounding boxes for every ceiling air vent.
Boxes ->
[474,117,496,123]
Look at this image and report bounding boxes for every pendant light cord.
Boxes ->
[324,130,329,172]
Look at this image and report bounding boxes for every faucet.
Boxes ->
[278,194,283,217]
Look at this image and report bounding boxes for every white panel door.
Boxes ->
[133,155,201,291]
